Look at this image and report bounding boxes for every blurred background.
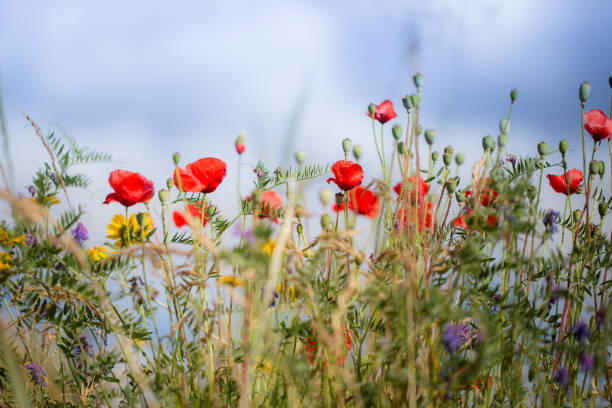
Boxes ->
[1,0,612,242]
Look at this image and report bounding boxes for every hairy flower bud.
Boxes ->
[573,209,582,222]
[499,118,510,135]
[443,152,453,166]
[482,135,495,152]
[342,138,352,154]
[416,124,423,135]
[402,95,412,111]
[392,124,403,141]
[598,160,605,176]
[166,178,173,190]
[413,72,424,89]
[599,202,608,217]
[296,223,303,234]
[510,88,519,102]
[455,191,466,203]
[397,142,407,155]
[319,188,333,206]
[173,152,181,165]
[352,145,364,160]
[294,150,307,165]
[455,152,465,166]
[321,214,333,230]
[158,189,168,204]
[432,151,439,162]
[424,129,436,145]
[579,81,591,104]
[368,103,376,116]
[537,142,549,156]
[559,140,568,155]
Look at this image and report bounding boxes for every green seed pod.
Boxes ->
[559,140,568,155]
[598,202,608,217]
[482,135,495,152]
[172,152,181,165]
[319,188,333,206]
[136,212,146,227]
[335,192,344,208]
[352,144,364,160]
[443,152,453,167]
[498,133,508,148]
[294,150,307,165]
[455,191,466,203]
[342,138,352,154]
[455,152,465,166]
[368,103,376,116]
[158,189,168,204]
[445,178,457,194]
[424,129,436,145]
[392,124,403,141]
[402,95,412,111]
[397,142,407,155]
[537,142,549,156]
[579,81,591,103]
[598,160,605,176]
[410,94,420,109]
[573,209,582,222]
[510,88,519,102]
[416,124,423,135]
[444,145,454,155]
[296,223,303,234]
[166,178,173,190]
[527,185,537,201]
[413,72,424,89]
[432,151,439,162]
[589,160,599,175]
[320,214,333,230]
[499,118,510,135]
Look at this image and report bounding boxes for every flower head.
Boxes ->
[257,190,283,221]
[553,366,569,389]
[327,160,364,191]
[398,201,433,232]
[173,201,208,228]
[25,233,37,246]
[71,222,89,246]
[173,157,227,193]
[25,362,47,387]
[393,175,429,202]
[106,213,153,248]
[348,186,380,218]
[543,209,560,234]
[218,275,243,287]
[584,109,612,142]
[572,320,590,342]
[367,100,398,124]
[103,170,154,207]
[547,169,583,195]
[442,323,465,353]
[578,353,594,371]
[88,246,110,262]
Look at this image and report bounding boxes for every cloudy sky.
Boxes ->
[1,0,612,241]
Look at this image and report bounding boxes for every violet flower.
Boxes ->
[25,362,47,387]
[71,222,89,246]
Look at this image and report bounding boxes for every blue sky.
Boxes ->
[1,0,612,240]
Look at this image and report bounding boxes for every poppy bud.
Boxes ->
[455,191,466,203]
[537,142,549,156]
[559,140,568,155]
[416,124,423,135]
[446,179,457,194]
[413,73,424,89]
[527,185,537,201]
[352,145,364,160]
[410,94,420,109]
[579,81,591,104]
[321,214,333,230]
[295,204,304,218]
[136,212,146,228]
[392,124,403,141]
[397,142,407,155]
[598,161,605,176]
[368,103,376,116]
[342,138,352,154]
[589,161,599,175]
[235,131,246,154]
[402,95,412,111]
[296,223,303,234]
[432,151,439,162]
[444,145,454,155]
[294,150,307,165]
[166,178,173,190]
[482,135,495,152]
[158,189,168,204]
[455,152,465,166]
[599,202,608,217]
[443,152,453,166]
[424,129,436,145]
[510,88,519,102]
[335,192,344,208]
[173,152,181,165]
[319,188,333,205]
[498,133,508,148]
[499,119,510,135]
[573,209,582,222]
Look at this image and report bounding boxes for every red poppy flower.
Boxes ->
[465,189,498,207]
[546,169,583,195]
[327,160,364,191]
[173,157,227,193]
[584,109,612,142]
[235,142,245,154]
[303,328,352,366]
[348,186,380,218]
[103,170,154,207]
[454,211,498,230]
[394,175,429,202]
[398,201,433,232]
[250,190,283,222]
[454,215,468,229]
[173,202,208,227]
[367,100,398,124]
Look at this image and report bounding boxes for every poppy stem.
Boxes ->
[581,102,587,183]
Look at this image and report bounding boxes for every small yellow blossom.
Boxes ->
[276,283,295,301]
[255,358,272,373]
[106,213,154,248]
[261,239,276,256]
[218,275,243,287]
[45,195,60,206]
[0,229,9,245]
[0,252,13,271]
[88,246,110,262]
[9,235,26,246]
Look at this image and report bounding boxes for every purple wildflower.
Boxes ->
[457,323,471,342]
[553,366,569,389]
[442,323,465,353]
[24,362,47,387]
[572,320,590,343]
[578,353,594,371]
[26,185,36,197]
[73,336,93,357]
[506,154,517,166]
[232,224,255,243]
[71,222,89,246]
[543,209,560,235]
[25,233,37,246]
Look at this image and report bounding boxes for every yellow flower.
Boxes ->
[0,229,9,245]
[106,213,153,248]
[9,235,26,246]
[218,275,243,287]
[261,239,276,256]
[88,246,110,262]
[45,195,60,206]
[276,283,295,301]
[0,252,13,271]
[255,358,272,373]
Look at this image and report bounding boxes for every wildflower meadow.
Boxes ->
[0,74,611,407]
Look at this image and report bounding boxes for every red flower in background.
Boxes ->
[349,186,380,218]
[251,190,283,222]
[465,189,498,207]
[367,100,398,124]
[327,160,364,191]
[397,201,433,232]
[103,170,154,207]
[454,210,498,230]
[394,175,429,202]
[547,169,583,195]
[173,202,208,227]
[584,109,612,142]
[303,328,352,366]
[174,157,227,193]
[454,215,468,229]
[235,142,245,154]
